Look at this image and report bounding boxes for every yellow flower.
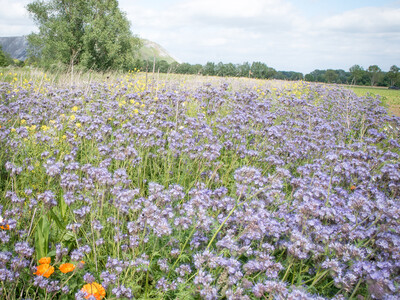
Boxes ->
[20,119,26,125]
[72,106,78,112]
[33,264,54,278]
[11,128,16,132]
[70,115,76,121]
[81,282,106,300]
[133,109,139,114]
[59,263,75,274]
[38,257,51,265]
[41,125,49,131]
[29,125,37,131]
[76,123,82,128]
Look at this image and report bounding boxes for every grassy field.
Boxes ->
[345,85,400,116]
[1,67,399,299]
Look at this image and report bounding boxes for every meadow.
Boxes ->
[346,86,400,117]
[0,68,400,299]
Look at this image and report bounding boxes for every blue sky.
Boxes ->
[1,0,399,73]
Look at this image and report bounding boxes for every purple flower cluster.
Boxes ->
[1,76,399,299]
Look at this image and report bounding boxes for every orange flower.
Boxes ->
[38,257,51,265]
[0,216,9,230]
[0,224,9,230]
[33,264,54,278]
[350,185,356,191]
[59,263,75,273]
[81,282,106,300]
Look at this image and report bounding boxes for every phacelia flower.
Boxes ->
[81,282,106,300]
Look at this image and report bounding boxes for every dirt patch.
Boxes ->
[389,105,400,117]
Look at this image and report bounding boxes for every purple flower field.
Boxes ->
[0,72,400,299]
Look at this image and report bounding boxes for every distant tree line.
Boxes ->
[2,43,399,88]
[135,60,303,81]
[305,65,400,87]
[135,59,400,87]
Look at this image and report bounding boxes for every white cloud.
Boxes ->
[0,0,36,36]
[178,0,294,19]
[0,0,399,73]
[320,7,400,33]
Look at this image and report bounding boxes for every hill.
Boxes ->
[0,36,178,63]
[138,39,179,64]
[0,36,28,61]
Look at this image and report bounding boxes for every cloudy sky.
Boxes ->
[0,0,399,73]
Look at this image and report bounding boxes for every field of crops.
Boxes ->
[1,69,400,299]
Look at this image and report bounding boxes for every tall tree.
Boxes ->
[349,65,364,85]
[26,0,140,71]
[237,62,250,78]
[387,65,400,86]
[367,65,382,86]
[325,69,338,83]
[203,62,216,76]
[250,62,268,79]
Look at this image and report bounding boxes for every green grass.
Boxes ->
[344,85,400,116]
[347,86,400,105]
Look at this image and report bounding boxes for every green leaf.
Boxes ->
[49,208,66,231]
[62,231,75,242]
[59,192,68,220]
[34,215,50,261]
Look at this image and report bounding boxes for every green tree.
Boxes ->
[175,63,192,74]
[203,62,215,76]
[27,0,140,71]
[325,69,338,83]
[250,62,268,79]
[223,63,237,77]
[0,45,8,67]
[304,74,315,82]
[215,62,227,76]
[349,65,364,85]
[190,64,203,75]
[310,69,326,82]
[237,62,250,77]
[367,65,382,86]
[156,60,170,73]
[387,65,400,86]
